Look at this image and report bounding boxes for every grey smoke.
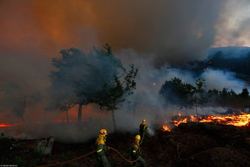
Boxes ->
[0,53,51,120]
[89,0,224,65]
[214,0,250,47]
[1,49,248,141]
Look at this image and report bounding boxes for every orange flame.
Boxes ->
[0,123,14,128]
[162,124,171,132]
[162,113,250,132]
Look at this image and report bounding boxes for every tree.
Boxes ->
[95,65,138,131]
[160,77,250,110]
[193,78,205,115]
[159,77,195,107]
[49,45,125,122]
[240,88,249,98]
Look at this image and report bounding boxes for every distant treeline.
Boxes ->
[159,77,250,109]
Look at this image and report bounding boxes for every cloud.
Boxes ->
[201,69,247,93]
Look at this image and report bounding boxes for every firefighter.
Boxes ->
[96,128,111,167]
[131,134,146,167]
[139,119,148,144]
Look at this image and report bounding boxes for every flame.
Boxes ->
[162,124,171,132]
[173,117,188,126]
[178,112,182,117]
[162,113,250,132]
[198,114,250,127]
[0,123,15,128]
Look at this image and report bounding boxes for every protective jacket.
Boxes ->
[131,137,146,167]
[96,134,111,167]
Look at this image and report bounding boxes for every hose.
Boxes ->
[36,150,96,167]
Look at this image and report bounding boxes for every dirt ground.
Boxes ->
[1,123,250,167]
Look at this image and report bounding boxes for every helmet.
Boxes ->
[99,128,108,135]
[135,134,141,142]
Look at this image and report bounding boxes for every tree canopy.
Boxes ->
[160,77,250,109]
[49,44,138,126]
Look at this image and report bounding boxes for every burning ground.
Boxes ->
[1,121,250,167]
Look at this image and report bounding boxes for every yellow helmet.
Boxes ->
[99,128,108,135]
[135,134,141,142]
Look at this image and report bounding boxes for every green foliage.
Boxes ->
[195,78,205,92]
[49,44,138,124]
[160,77,250,109]
[159,77,195,107]
[49,44,125,111]
[240,88,249,98]
[95,65,138,111]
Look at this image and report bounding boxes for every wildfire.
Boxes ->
[162,124,171,132]
[162,113,250,132]
[198,114,250,127]
[0,123,14,128]
[173,117,188,126]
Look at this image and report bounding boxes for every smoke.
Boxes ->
[116,50,247,124]
[49,47,123,105]
[0,53,51,120]
[0,0,228,64]
[201,69,248,93]
[214,0,250,47]
[208,47,250,58]
[1,49,248,141]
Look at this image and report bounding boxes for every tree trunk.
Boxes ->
[111,110,117,131]
[66,110,69,123]
[78,104,83,122]
[195,94,198,116]
[195,103,198,116]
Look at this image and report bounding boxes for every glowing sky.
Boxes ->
[0,0,250,60]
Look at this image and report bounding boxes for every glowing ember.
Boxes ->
[162,113,250,132]
[173,117,188,126]
[0,123,14,128]
[162,124,171,132]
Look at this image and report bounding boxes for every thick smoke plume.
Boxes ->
[214,0,250,47]
[0,0,226,64]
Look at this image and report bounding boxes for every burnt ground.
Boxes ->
[1,123,250,167]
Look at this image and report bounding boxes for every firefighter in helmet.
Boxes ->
[96,128,111,167]
[139,119,148,144]
[131,134,146,167]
